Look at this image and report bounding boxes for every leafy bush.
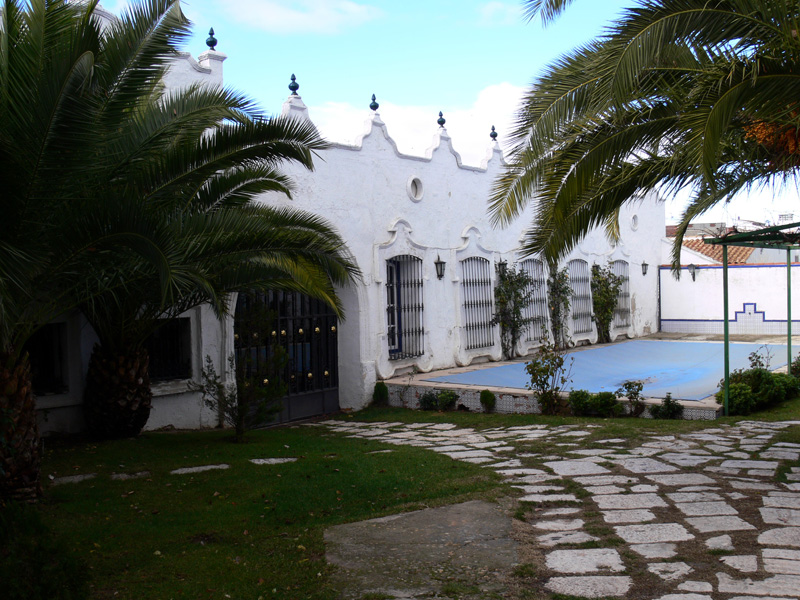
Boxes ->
[418,390,459,411]
[0,502,90,600]
[568,389,592,416]
[590,264,624,344]
[715,382,756,415]
[718,366,800,413]
[372,381,389,406]
[480,389,497,413]
[491,265,536,359]
[649,393,684,419]
[592,391,623,417]
[616,380,645,417]
[791,353,800,377]
[525,341,573,415]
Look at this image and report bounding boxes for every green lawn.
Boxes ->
[21,395,800,599]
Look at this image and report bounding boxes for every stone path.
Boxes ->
[315,418,800,599]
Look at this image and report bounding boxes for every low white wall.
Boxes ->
[660,263,800,334]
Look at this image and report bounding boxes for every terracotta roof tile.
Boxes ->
[682,238,754,264]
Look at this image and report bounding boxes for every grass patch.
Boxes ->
[512,562,538,578]
[35,425,502,600]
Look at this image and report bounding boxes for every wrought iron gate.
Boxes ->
[234,290,339,425]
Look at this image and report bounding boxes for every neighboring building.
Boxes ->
[664,222,800,265]
[34,29,665,433]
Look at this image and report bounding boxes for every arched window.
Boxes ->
[568,259,593,335]
[461,257,494,349]
[611,260,631,328]
[386,255,424,359]
[520,258,549,341]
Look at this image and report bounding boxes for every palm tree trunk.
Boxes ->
[83,345,152,439]
[0,353,42,502]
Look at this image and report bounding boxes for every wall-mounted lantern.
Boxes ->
[641,261,649,276]
[687,264,697,281]
[434,255,446,280]
[497,259,508,276]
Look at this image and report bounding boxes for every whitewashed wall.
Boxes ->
[660,263,800,334]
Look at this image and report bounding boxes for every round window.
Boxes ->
[407,177,423,201]
[631,214,639,231]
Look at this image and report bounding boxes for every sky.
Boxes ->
[102,0,800,226]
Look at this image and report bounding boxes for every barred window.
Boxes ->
[567,259,593,335]
[386,255,424,359]
[461,257,494,349]
[520,258,549,341]
[611,260,631,328]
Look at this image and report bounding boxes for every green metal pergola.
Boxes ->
[704,222,800,416]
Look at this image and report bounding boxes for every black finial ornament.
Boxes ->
[370,94,379,111]
[490,125,498,141]
[437,111,446,127]
[206,28,217,50]
[288,74,299,96]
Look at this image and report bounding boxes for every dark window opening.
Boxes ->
[26,322,68,395]
[386,255,424,359]
[145,318,192,381]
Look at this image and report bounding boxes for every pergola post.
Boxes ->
[723,245,729,417]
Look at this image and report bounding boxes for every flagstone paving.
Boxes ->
[316,418,800,599]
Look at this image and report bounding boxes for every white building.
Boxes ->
[34,35,665,433]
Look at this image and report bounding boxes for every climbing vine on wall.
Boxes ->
[547,265,571,350]
[491,264,536,359]
[591,263,624,344]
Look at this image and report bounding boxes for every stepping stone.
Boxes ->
[678,581,713,592]
[497,468,550,478]
[630,484,659,492]
[686,516,755,533]
[520,494,579,503]
[647,473,716,486]
[586,485,626,495]
[574,475,639,486]
[491,459,523,468]
[534,519,584,531]
[764,496,800,509]
[433,445,471,452]
[603,509,656,524]
[748,469,776,477]
[615,523,694,544]
[668,492,724,503]
[761,507,800,527]
[763,548,800,575]
[537,531,598,547]
[546,549,625,574]
[51,473,97,485]
[758,527,800,547]
[462,457,496,464]
[543,507,581,516]
[170,464,229,475]
[514,474,562,484]
[594,493,667,510]
[729,479,777,491]
[675,501,738,516]
[544,460,610,476]
[720,555,758,572]
[660,453,717,467]
[366,449,393,454]
[721,459,779,470]
[653,595,712,600]
[706,534,733,550]
[717,572,800,596]
[629,543,677,559]
[648,562,692,581]
[442,450,495,459]
[615,458,678,473]
[512,485,564,494]
[545,576,632,598]
[250,458,297,465]
[111,471,150,481]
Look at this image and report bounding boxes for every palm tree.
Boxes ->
[491,0,800,267]
[0,0,358,497]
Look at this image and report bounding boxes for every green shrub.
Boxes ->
[372,381,389,406]
[791,354,800,377]
[718,368,800,412]
[437,390,459,411]
[716,382,756,415]
[479,389,497,413]
[568,389,592,416]
[0,502,90,600]
[525,342,573,415]
[649,393,684,419]
[418,391,439,411]
[592,391,623,418]
[616,380,645,417]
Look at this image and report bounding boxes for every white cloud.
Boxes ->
[307,82,527,167]
[478,2,523,26]
[217,0,382,34]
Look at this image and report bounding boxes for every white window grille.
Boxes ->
[568,259,593,335]
[611,260,631,328]
[520,258,549,341]
[461,257,494,349]
[386,255,424,359]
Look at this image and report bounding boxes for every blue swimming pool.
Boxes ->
[424,340,794,400]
